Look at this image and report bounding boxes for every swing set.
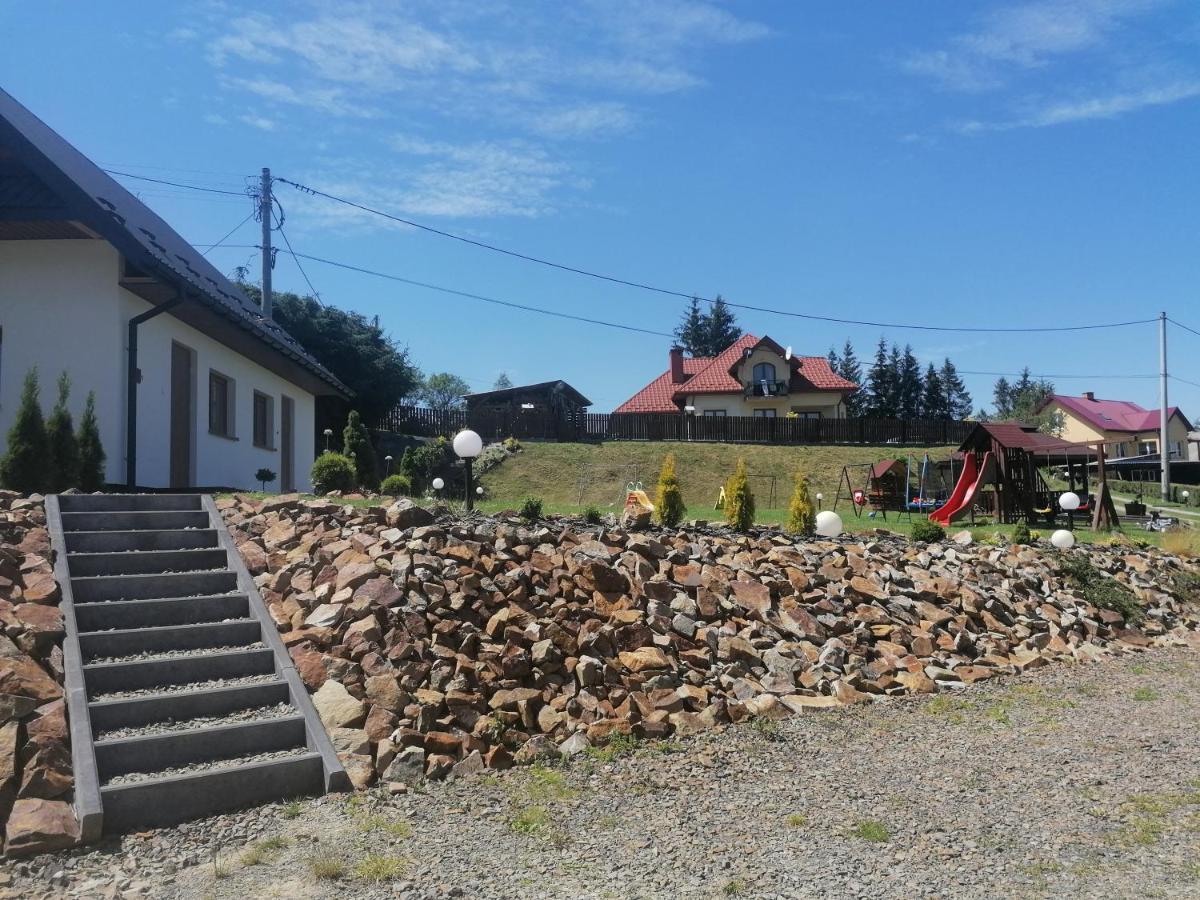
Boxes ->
[833,453,956,520]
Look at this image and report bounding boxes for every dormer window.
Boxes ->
[752,362,776,384]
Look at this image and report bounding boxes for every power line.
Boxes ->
[201,212,255,257]
[958,369,1157,380]
[1168,317,1200,340]
[275,175,1157,335]
[103,169,249,196]
[1171,374,1200,390]
[277,225,322,303]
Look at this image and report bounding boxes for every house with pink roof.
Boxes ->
[614,335,858,419]
[1037,392,1196,461]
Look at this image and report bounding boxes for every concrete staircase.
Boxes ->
[45,493,347,838]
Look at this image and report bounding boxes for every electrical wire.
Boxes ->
[275,176,1158,335]
[277,225,322,303]
[201,212,256,257]
[1168,318,1200,340]
[1171,374,1200,390]
[958,369,1157,380]
[103,169,249,196]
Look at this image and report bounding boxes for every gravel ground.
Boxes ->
[103,748,311,787]
[90,673,281,702]
[87,642,266,666]
[96,703,297,742]
[8,640,1200,900]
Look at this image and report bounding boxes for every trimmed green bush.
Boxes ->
[380,473,412,496]
[519,496,544,522]
[341,410,378,489]
[256,468,276,491]
[1012,521,1032,545]
[0,367,50,493]
[786,471,816,534]
[582,505,603,525]
[911,519,945,543]
[77,391,106,492]
[311,452,356,494]
[400,437,451,492]
[45,371,79,493]
[654,453,686,528]
[723,459,755,531]
[1060,555,1143,624]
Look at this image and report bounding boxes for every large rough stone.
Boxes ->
[386,499,435,530]
[312,680,365,729]
[4,798,79,856]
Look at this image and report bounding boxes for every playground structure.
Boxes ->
[833,454,956,520]
[931,422,1119,528]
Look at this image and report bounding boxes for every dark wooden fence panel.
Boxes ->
[375,406,971,447]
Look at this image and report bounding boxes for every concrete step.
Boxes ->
[67,548,230,578]
[99,753,324,833]
[71,570,238,603]
[59,510,211,532]
[94,716,307,781]
[64,528,220,554]
[83,647,277,696]
[58,494,203,513]
[79,620,262,661]
[74,594,250,631]
[88,680,291,732]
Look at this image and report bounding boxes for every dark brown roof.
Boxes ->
[465,380,591,407]
[961,422,1096,459]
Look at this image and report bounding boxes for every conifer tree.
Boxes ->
[786,470,815,534]
[77,391,106,492]
[703,296,740,355]
[654,453,686,528]
[920,363,947,419]
[939,359,972,419]
[838,340,864,416]
[341,410,379,489]
[46,371,80,492]
[866,338,892,417]
[992,376,1013,418]
[723,459,755,531]
[898,345,922,419]
[0,368,50,493]
[674,298,708,356]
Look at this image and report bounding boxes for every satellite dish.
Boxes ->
[785,346,793,360]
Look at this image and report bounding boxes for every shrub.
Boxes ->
[0,367,50,493]
[911,519,945,543]
[45,371,79,493]
[724,459,755,531]
[1060,555,1143,624]
[255,468,276,491]
[400,437,451,492]
[786,471,816,534]
[77,391,106,492]
[341,410,378,489]
[519,497,543,522]
[310,452,356,494]
[1012,522,1032,545]
[654,453,686,528]
[582,505,603,525]
[380,473,412,496]
[503,437,522,452]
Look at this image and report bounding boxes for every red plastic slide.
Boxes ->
[929,451,995,526]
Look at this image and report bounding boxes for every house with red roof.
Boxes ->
[1037,392,1196,461]
[614,335,858,419]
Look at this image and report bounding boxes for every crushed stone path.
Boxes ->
[7,641,1200,900]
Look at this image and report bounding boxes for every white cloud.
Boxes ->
[955,79,1200,131]
[203,112,228,126]
[530,102,634,138]
[224,76,381,118]
[238,113,276,131]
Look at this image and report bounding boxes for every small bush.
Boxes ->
[786,470,816,534]
[0,367,50,493]
[582,505,602,525]
[1012,521,1032,545]
[400,436,451,492]
[724,459,755,531]
[852,819,891,842]
[911,519,945,543]
[1060,555,1143,624]
[255,467,276,491]
[380,473,412,496]
[310,452,356,494]
[77,391,106,492]
[654,453,686,528]
[519,497,544,522]
[342,410,378,489]
[503,436,522,452]
[46,371,79,493]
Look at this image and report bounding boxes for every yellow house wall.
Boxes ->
[678,346,847,417]
[1049,402,1192,458]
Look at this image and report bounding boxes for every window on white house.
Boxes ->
[1138,440,1157,456]
[702,410,727,417]
[751,362,776,384]
[209,371,235,438]
[253,391,274,449]
[753,409,777,418]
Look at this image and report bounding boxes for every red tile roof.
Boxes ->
[613,334,858,413]
[1043,394,1192,434]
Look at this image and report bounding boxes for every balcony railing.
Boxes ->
[744,380,790,398]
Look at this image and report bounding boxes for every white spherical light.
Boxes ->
[1050,529,1075,549]
[1058,492,1081,512]
[476,486,484,495]
[814,510,843,537]
[453,429,483,459]
[432,477,445,491]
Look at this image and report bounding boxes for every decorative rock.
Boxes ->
[4,798,79,856]
[312,680,366,729]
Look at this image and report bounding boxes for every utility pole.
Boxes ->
[260,167,273,319]
[1159,310,1170,500]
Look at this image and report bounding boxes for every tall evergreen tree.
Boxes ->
[77,391,106,492]
[920,363,947,419]
[939,359,972,419]
[898,345,923,419]
[827,345,840,374]
[866,338,892,417]
[493,372,513,390]
[0,368,50,493]
[45,371,80,492]
[703,296,741,355]
[992,376,1013,418]
[673,298,707,356]
[837,340,864,417]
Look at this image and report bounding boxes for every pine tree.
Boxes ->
[723,459,755,531]
[0,367,50,493]
[77,391,106,492]
[939,359,972,419]
[654,453,686,528]
[341,410,379,489]
[866,338,892,417]
[786,470,815,534]
[674,297,708,357]
[992,376,1013,418]
[920,363,947,419]
[827,345,840,374]
[898,345,923,419]
[703,296,741,355]
[45,371,80,492]
[493,372,513,390]
[838,340,864,416]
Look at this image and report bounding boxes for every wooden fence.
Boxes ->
[375,405,972,447]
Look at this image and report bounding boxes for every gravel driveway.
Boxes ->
[8,639,1200,900]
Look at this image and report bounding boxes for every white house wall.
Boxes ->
[1,239,318,491]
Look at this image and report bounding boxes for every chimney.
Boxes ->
[669,346,685,384]
[1083,391,1095,402]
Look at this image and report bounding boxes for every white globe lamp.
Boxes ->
[476,486,484,496]
[432,477,445,492]
[1058,492,1080,511]
[814,510,843,538]
[453,429,484,510]
[1050,529,1075,550]
[815,492,824,510]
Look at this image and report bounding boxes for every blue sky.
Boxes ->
[3,0,1199,416]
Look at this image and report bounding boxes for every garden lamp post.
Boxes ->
[323,428,333,453]
[453,429,484,511]
[432,477,444,498]
[384,455,393,476]
[1183,490,1190,506]
[1059,491,1080,531]
[816,492,824,511]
